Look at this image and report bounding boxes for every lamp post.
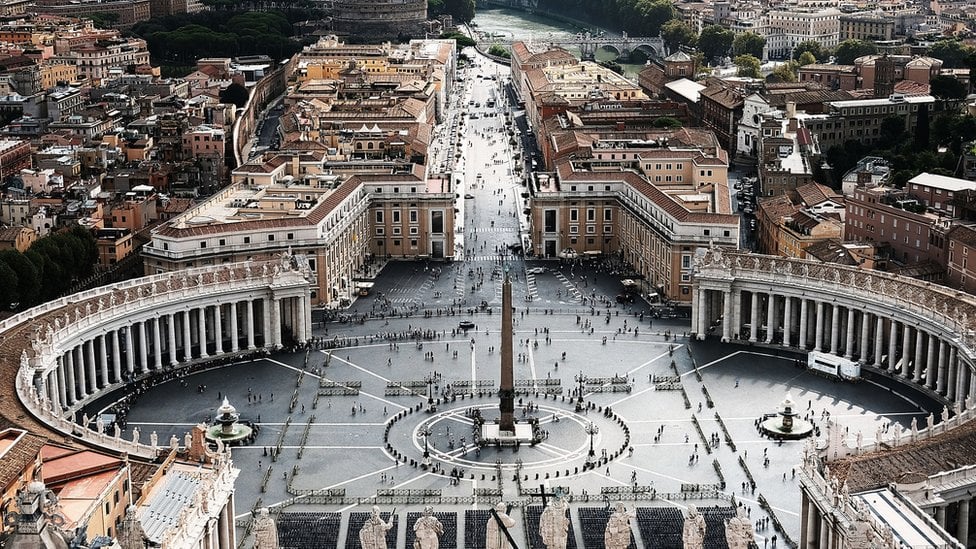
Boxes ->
[424,372,437,408]
[574,372,586,412]
[419,424,432,470]
[585,422,599,463]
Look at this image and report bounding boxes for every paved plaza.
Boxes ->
[112,56,941,547]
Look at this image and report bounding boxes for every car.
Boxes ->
[527,267,546,275]
[615,294,635,304]
[458,320,475,330]
[464,194,474,199]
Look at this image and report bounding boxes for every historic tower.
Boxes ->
[499,272,515,432]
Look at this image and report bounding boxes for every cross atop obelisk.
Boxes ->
[499,269,515,433]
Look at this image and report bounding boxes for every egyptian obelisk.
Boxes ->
[499,271,515,432]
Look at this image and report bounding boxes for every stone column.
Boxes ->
[722,291,733,342]
[936,505,946,529]
[948,346,958,402]
[152,317,163,369]
[829,304,840,355]
[297,294,308,343]
[85,339,96,394]
[873,316,884,369]
[814,301,825,352]
[98,334,109,388]
[269,297,281,348]
[125,326,135,375]
[958,361,970,406]
[968,368,976,402]
[111,330,121,383]
[218,506,230,549]
[246,300,256,349]
[844,307,855,359]
[692,287,703,338]
[47,371,58,409]
[937,341,949,395]
[914,328,925,383]
[927,333,938,390]
[137,321,148,373]
[957,498,970,548]
[858,310,870,361]
[798,298,808,349]
[888,321,899,371]
[782,296,792,347]
[901,323,911,376]
[183,310,193,361]
[818,515,829,549]
[168,314,178,366]
[65,348,76,403]
[198,307,209,359]
[56,358,67,408]
[229,301,239,353]
[214,303,224,354]
[748,291,759,342]
[764,293,775,344]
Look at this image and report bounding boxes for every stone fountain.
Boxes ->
[759,392,814,440]
[205,398,253,446]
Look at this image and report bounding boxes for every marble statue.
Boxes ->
[848,504,881,547]
[118,505,147,549]
[359,505,393,549]
[170,434,179,450]
[486,502,516,549]
[942,405,950,424]
[926,413,934,432]
[185,431,193,449]
[856,431,863,450]
[413,505,443,549]
[893,424,902,445]
[253,507,279,549]
[604,502,635,549]
[682,505,706,549]
[539,491,569,549]
[114,423,121,440]
[132,427,140,444]
[150,431,158,447]
[83,413,90,428]
[96,416,105,434]
[724,506,755,549]
[911,418,918,442]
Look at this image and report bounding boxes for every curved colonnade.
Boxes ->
[10,259,311,459]
[692,248,976,409]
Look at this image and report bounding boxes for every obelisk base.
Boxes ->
[481,423,535,446]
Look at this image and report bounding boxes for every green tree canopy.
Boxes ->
[768,61,798,83]
[929,39,976,69]
[833,39,878,65]
[931,75,968,102]
[439,31,475,50]
[697,25,733,62]
[734,54,761,78]
[732,31,765,59]
[652,116,683,128]
[220,83,249,108]
[797,51,817,67]
[660,19,696,54]
[793,40,824,62]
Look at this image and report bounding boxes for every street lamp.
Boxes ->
[419,424,432,470]
[424,372,437,407]
[574,372,586,412]
[585,422,599,462]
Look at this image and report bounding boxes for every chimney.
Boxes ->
[786,101,796,119]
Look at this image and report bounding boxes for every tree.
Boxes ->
[220,83,249,108]
[697,25,733,62]
[439,31,475,50]
[768,61,798,83]
[652,116,683,128]
[444,0,476,23]
[796,52,816,68]
[930,75,968,103]
[732,31,765,59]
[635,0,676,36]
[660,19,696,54]
[488,45,510,59]
[734,54,761,78]
[793,40,824,62]
[833,39,878,65]
[877,116,905,149]
[929,39,976,69]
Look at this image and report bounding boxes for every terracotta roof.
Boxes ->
[804,239,858,265]
[0,430,43,491]
[796,182,843,207]
[700,84,745,109]
[758,194,798,222]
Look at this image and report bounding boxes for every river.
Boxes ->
[470,7,648,79]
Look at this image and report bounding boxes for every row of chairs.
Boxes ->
[635,507,683,549]
[277,512,342,549]
[700,506,737,549]
[464,509,491,549]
